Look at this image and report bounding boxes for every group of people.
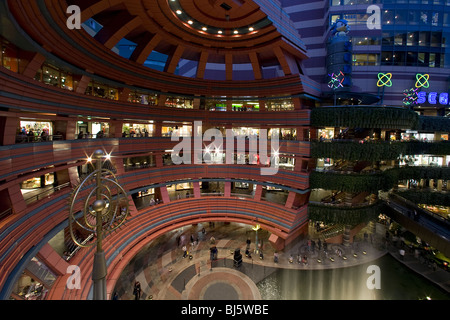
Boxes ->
[307,238,327,252]
[288,254,309,265]
[18,126,52,142]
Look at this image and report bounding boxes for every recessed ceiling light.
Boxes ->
[234,30,239,34]
[202,27,207,31]
[249,27,254,31]
[218,30,223,34]
[176,10,182,14]
[188,20,193,24]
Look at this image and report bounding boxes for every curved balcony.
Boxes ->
[0,193,308,299]
[0,69,311,125]
[6,0,321,98]
[0,137,311,185]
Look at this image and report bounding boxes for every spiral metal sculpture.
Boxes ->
[69,151,129,248]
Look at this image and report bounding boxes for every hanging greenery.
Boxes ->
[310,106,419,129]
[308,201,383,225]
[418,116,450,132]
[395,190,450,207]
[310,171,390,193]
[311,140,407,161]
[311,140,450,161]
[310,167,450,193]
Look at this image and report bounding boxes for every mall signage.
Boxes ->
[416,91,450,105]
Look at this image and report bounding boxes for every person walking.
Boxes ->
[133,281,141,300]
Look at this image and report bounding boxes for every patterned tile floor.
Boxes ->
[113,221,389,300]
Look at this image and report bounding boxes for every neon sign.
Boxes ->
[415,73,430,89]
[328,71,345,89]
[417,92,449,105]
[403,88,419,106]
[377,73,392,87]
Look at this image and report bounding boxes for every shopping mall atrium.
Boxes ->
[0,0,449,301]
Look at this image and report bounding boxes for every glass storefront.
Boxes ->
[165,96,194,109]
[128,91,158,105]
[121,123,154,137]
[162,125,192,137]
[85,81,118,100]
[21,173,55,190]
[34,64,74,91]
[266,99,294,111]
[77,121,110,138]
[17,121,54,142]
[10,257,56,300]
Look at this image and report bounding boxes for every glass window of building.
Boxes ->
[406,51,418,66]
[367,54,379,66]
[407,32,418,46]
[408,11,420,25]
[353,37,380,46]
[353,54,368,66]
[430,32,441,47]
[418,52,428,67]
[419,32,430,46]
[431,12,440,27]
[394,33,406,46]
[383,10,394,25]
[420,11,429,25]
[381,51,394,65]
[395,11,408,25]
[382,32,394,46]
[444,13,450,27]
[393,52,406,66]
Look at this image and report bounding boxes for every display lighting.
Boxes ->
[415,73,430,89]
[377,72,393,87]
[403,88,419,106]
[328,71,345,89]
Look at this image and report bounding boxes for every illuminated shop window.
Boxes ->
[85,81,118,100]
[128,91,158,105]
[122,123,155,137]
[165,96,194,109]
[266,99,294,111]
[10,257,56,300]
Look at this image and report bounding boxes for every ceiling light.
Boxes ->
[176,10,182,14]
[249,27,254,31]
[188,20,193,25]
[234,30,238,34]
[202,27,207,31]
[218,30,223,34]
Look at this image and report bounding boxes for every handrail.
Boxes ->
[0,208,13,221]
[15,135,64,143]
[23,182,71,205]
